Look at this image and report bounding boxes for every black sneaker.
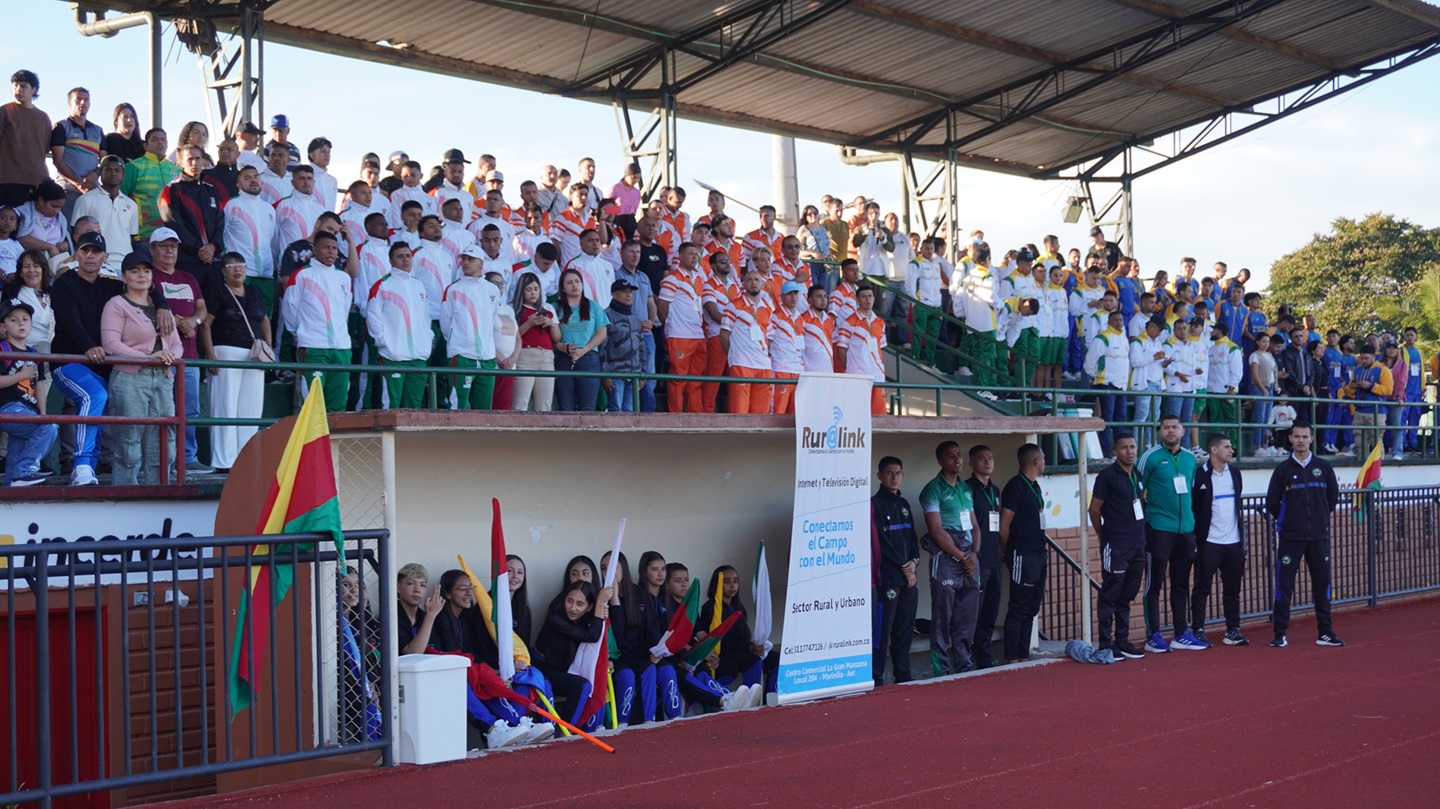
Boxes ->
[1114,641,1146,659]
[1099,644,1124,662]
[1223,629,1250,646]
[10,472,50,487]
[1269,634,1288,648]
[1316,633,1346,647]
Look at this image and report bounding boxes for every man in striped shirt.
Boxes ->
[741,205,784,271]
[552,184,595,265]
[838,284,888,415]
[720,269,775,414]
[657,242,708,412]
[828,259,861,372]
[799,285,836,374]
[768,281,806,415]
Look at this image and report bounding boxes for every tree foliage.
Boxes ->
[1267,213,1440,337]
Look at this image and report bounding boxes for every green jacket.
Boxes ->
[120,152,180,239]
[1137,444,1197,533]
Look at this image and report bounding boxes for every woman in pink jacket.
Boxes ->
[101,254,183,485]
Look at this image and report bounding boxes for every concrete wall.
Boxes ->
[381,426,1032,640]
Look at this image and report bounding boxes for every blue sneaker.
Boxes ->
[1172,631,1207,650]
[1144,632,1171,654]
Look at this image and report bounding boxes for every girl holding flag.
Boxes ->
[534,580,614,729]
[697,565,780,703]
[604,551,682,724]
[638,552,684,720]
[506,554,532,646]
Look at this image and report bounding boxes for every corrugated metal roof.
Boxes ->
[97,0,1440,176]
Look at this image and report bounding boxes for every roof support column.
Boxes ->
[195,0,266,140]
[1082,149,1135,257]
[614,90,677,205]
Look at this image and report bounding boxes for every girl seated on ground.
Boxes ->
[698,565,780,705]
[658,560,757,714]
[533,579,614,730]
[428,569,550,749]
[507,554,532,647]
[637,551,683,719]
[601,551,681,725]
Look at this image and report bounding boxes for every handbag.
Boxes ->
[225,285,275,363]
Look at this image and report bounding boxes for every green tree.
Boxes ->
[1267,213,1440,336]
[1376,266,1440,353]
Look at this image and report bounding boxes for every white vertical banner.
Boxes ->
[778,373,874,704]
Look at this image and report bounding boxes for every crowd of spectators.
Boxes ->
[0,67,1435,485]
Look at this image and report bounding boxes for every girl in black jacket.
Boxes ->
[534,580,613,728]
[697,565,779,704]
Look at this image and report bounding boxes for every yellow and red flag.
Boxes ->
[1352,440,1384,522]
[227,381,343,716]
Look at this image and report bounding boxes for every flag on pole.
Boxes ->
[650,580,700,658]
[570,519,625,723]
[706,565,725,669]
[457,553,532,671]
[752,540,774,657]
[228,380,343,717]
[682,610,742,669]
[1353,440,1384,521]
[488,499,515,682]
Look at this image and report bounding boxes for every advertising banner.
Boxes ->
[777,373,874,704]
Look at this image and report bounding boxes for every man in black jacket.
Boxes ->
[966,445,1004,669]
[872,455,920,684]
[1277,326,1314,400]
[1264,421,1343,647]
[159,144,226,283]
[1191,433,1248,645]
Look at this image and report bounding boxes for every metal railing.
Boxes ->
[1039,486,1440,643]
[1,529,392,809]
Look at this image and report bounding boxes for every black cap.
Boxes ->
[239,121,263,136]
[0,298,35,320]
[1015,248,1034,262]
[75,232,106,251]
[442,148,469,164]
[611,279,638,293]
[120,252,154,272]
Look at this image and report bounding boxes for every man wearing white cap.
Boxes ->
[148,226,211,472]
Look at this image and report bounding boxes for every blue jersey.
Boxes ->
[1219,301,1247,345]
[1403,346,1423,394]
[1115,276,1141,320]
[1323,347,1347,388]
[1244,310,1268,350]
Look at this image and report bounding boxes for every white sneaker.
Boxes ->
[518,717,553,744]
[765,692,779,708]
[722,685,749,711]
[747,683,765,708]
[71,464,98,486]
[1393,451,1404,461]
[487,720,526,749]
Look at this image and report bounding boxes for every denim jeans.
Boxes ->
[555,350,600,411]
[1130,384,1160,446]
[1097,384,1123,456]
[182,365,200,464]
[110,367,177,485]
[639,331,657,412]
[1250,397,1274,454]
[1,401,58,483]
[608,377,638,412]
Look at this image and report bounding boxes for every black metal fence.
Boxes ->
[1,529,391,809]
[1039,486,1440,643]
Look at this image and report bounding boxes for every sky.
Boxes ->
[12,2,1440,291]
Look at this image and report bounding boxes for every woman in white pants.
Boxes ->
[510,272,562,411]
[200,253,272,471]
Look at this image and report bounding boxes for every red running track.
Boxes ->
[175,600,1440,809]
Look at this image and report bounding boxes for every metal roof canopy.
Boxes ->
[79,0,1440,182]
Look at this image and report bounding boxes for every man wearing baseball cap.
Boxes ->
[51,232,175,484]
[769,280,806,414]
[268,114,300,168]
[147,227,211,472]
[432,149,474,223]
[235,122,266,172]
[601,278,648,411]
[71,154,139,275]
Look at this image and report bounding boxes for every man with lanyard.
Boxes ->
[871,456,920,685]
[1088,432,1147,659]
[1401,327,1423,453]
[1138,414,1203,653]
[999,443,1048,664]
[1191,433,1248,646]
[918,441,981,675]
[1265,422,1342,647]
[1344,345,1393,464]
[965,444,1004,669]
